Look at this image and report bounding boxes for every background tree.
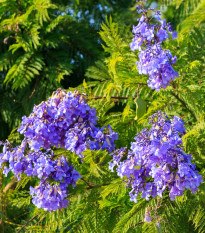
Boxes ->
[0,0,138,140]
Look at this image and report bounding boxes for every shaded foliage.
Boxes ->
[0,0,138,140]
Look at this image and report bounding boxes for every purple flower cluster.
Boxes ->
[18,88,118,158]
[0,89,118,211]
[109,112,203,202]
[0,139,81,211]
[130,1,178,91]
[30,183,69,211]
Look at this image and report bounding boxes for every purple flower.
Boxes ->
[144,208,152,222]
[0,139,81,211]
[172,31,178,39]
[109,112,203,203]
[30,181,69,211]
[18,89,118,158]
[130,2,178,91]
[157,29,169,41]
[0,89,119,211]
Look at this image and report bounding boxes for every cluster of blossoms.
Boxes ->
[109,112,203,202]
[0,139,81,211]
[18,88,118,158]
[130,0,178,91]
[0,89,118,211]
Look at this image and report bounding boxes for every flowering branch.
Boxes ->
[130,0,178,91]
[109,112,202,203]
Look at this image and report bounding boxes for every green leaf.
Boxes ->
[134,97,147,120]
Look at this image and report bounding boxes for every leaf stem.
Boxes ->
[17,212,40,233]
[170,91,196,120]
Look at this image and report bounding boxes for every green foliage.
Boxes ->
[160,0,205,31]
[0,0,205,232]
[0,0,138,140]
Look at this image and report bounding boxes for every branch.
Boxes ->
[91,96,149,101]
[129,221,144,229]
[111,31,133,72]
[3,177,17,193]
[80,178,111,190]
[81,178,94,189]
[33,213,47,227]
[170,91,196,120]
[92,96,134,100]
[13,78,38,103]
[76,217,84,232]
[17,212,40,233]
[137,84,140,98]
[126,82,147,85]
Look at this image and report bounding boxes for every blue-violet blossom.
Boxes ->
[109,112,203,202]
[130,0,178,91]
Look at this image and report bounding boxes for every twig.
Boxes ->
[76,217,84,232]
[112,32,133,72]
[17,212,40,233]
[170,91,196,120]
[81,178,111,190]
[81,178,94,189]
[123,82,147,86]
[33,213,47,227]
[154,197,161,220]
[137,84,140,98]
[129,221,144,229]
[3,177,17,193]
[92,96,134,100]
[91,96,149,101]
[14,78,38,103]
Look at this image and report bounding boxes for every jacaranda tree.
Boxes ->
[0,0,205,232]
